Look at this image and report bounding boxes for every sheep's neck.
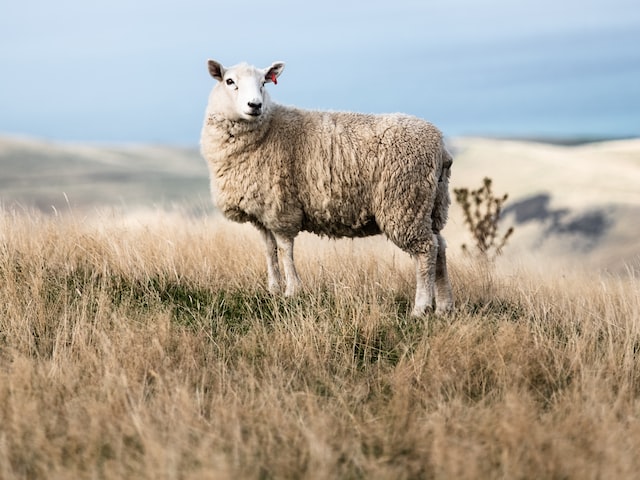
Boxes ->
[207,113,270,139]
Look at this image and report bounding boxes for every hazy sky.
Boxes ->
[1,0,639,144]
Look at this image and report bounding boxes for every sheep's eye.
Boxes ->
[225,78,235,86]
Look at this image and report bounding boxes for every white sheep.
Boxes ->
[200,60,453,316]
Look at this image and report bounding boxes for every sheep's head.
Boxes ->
[207,60,285,122]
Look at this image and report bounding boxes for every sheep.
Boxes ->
[200,59,453,316]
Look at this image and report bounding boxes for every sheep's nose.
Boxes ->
[248,101,262,110]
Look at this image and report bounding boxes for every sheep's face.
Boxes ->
[207,60,285,122]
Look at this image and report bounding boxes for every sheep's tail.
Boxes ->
[432,146,453,233]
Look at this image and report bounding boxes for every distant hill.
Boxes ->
[447,137,640,272]
[0,135,210,213]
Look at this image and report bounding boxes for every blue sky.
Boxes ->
[1,0,639,144]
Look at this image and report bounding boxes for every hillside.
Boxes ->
[1,135,639,477]
[447,137,640,272]
[0,135,210,212]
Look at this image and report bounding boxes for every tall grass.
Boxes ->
[0,209,639,479]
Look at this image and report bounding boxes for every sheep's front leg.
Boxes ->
[273,233,301,297]
[258,227,282,294]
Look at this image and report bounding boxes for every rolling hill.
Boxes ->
[447,137,640,272]
[0,135,210,213]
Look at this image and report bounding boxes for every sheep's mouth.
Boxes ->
[245,108,262,118]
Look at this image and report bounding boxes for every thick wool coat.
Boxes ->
[201,103,451,256]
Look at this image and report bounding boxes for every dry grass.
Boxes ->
[1,209,639,479]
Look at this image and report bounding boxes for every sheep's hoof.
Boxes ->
[411,303,453,317]
[410,305,432,318]
[435,301,454,316]
[284,282,301,297]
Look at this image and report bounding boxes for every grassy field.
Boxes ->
[1,209,639,479]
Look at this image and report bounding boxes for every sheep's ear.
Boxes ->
[264,61,285,85]
[208,60,225,82]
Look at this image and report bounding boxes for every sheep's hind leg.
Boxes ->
[258,227,282,294]
[273,233,302,297]
[412,234,438,317]
[435,233,454,314]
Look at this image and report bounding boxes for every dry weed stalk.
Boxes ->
[454,177,514,259]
